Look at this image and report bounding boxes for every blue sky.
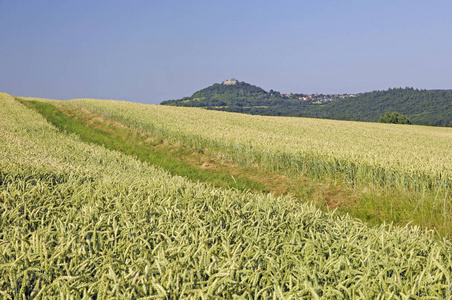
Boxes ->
[1,0,451,104]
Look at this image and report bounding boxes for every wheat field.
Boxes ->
[2,93,452,298]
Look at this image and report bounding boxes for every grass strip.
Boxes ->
[19,100,267,192]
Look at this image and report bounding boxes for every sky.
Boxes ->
[1,0,451,104]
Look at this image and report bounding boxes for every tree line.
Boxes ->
[161,84,452,127]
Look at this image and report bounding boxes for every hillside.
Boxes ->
[161,80,282,108]
[313,88,452,126]
[2,92,452,298]
[161,82,452,126]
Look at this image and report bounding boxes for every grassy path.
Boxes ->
[19,99,356,202]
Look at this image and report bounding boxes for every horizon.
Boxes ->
[164,79,452,101]
[1,1,451,104]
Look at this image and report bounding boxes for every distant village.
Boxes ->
[281,93,357,103]
[222,78,357,103]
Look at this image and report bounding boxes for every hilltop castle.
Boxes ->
[222,78,237,85]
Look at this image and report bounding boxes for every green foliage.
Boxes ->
[318,88,452,126]
[379,112,411,124]
[162,84,452,127]
[161,81,281,108]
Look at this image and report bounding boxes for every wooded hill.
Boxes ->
[161,81,452,127]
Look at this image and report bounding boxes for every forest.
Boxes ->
[161,82,452,127]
